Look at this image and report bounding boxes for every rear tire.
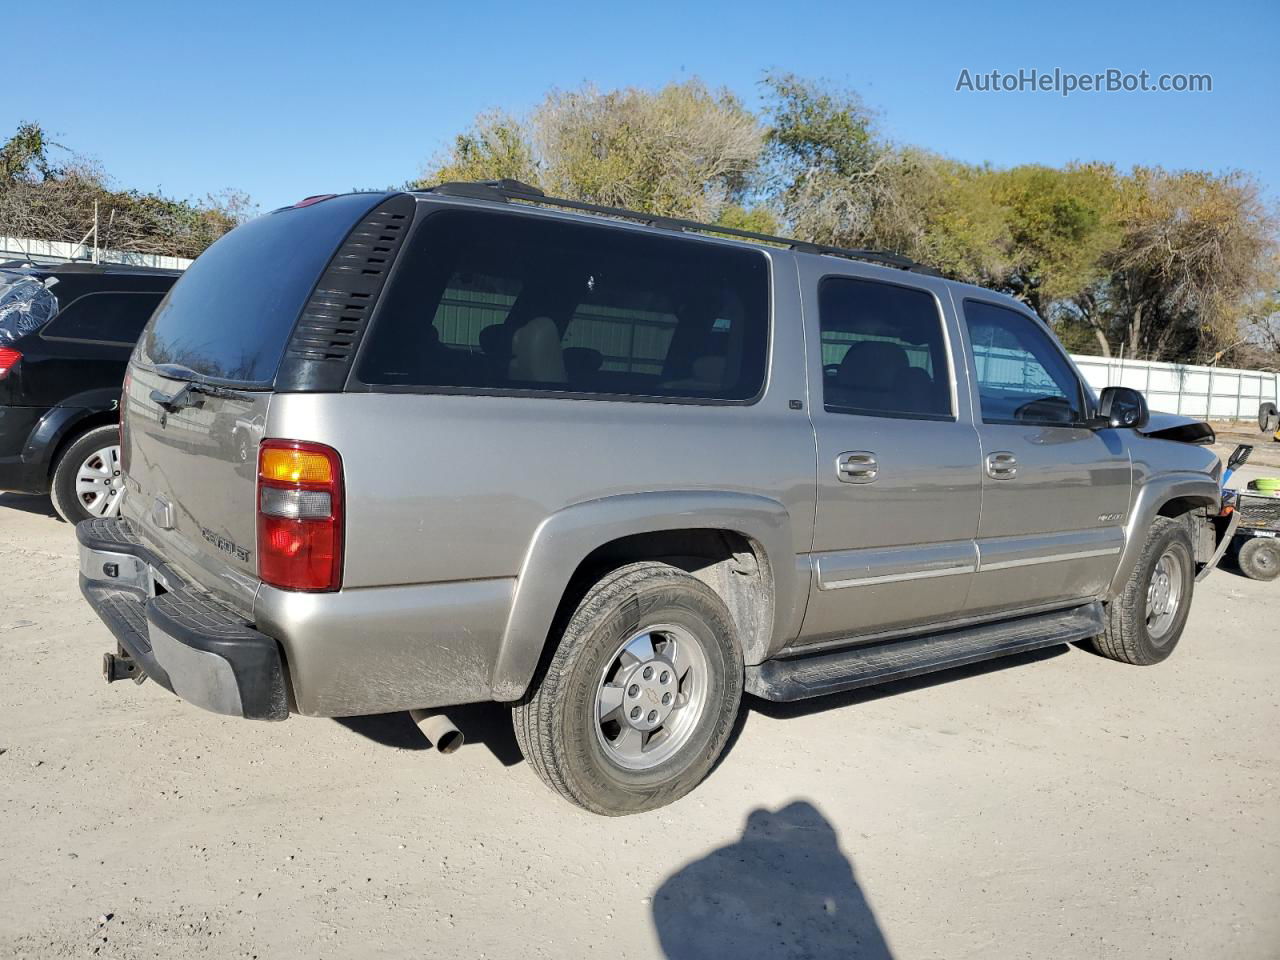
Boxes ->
[1237,538,1280,581]
[50,425,123,524]
[1090,517,1195,665]
[512,561,743,816]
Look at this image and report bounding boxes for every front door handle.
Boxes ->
[837,451,878,484]
[986,451,1018,480]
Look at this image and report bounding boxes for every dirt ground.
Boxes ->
[2,439,1278,959]
[1209,421,1280,472]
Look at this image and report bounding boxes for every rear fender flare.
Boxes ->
[1107,472,1221,597]
[25,388,122,472]
[490,490,797,701]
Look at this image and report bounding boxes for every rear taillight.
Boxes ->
[257,439,343,592]
[0,346,20,380]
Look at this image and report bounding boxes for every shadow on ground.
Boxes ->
[336,647,1075,776]
[0,492,58,518]
[653,799,892,959]
[334,702,524,766]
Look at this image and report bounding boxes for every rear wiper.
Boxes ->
[149,365,256,412]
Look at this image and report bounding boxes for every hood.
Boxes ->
[1139,412,1216,445]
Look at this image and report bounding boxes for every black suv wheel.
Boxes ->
[50,424,124,523]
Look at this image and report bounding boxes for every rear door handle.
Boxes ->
[837,451,878,484]
[986,451,1018,480]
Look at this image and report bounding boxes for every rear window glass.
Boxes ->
[137,193,383,385]
[43,292,164,345]
[355,209,770,401]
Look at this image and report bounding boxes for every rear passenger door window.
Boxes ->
[356,210,770,402]
[963,299,1084,425]
[43,292,165,345]
[818,277,952,420]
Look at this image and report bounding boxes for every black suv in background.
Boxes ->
[0,261,180,522]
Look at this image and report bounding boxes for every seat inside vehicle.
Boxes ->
[354,209,769,401]
[819,276,950,418]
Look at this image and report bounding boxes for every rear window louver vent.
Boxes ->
[276,193,416,391]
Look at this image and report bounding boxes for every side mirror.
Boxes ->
[1092,386,1149,430]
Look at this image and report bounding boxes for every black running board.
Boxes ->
[746,602,1104,702]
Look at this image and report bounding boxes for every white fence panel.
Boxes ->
[0,236,192,271]
[1071,354,1279,422]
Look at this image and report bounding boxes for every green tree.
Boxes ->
[757,72,885,247]
[714,203,781,236]
[0,121,60,184]
[0,122,254,259]
[1101,168,1277,362]
[416,80,761,222]
[419,110,539,187]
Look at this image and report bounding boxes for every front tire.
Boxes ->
[50,424,124,524]
[512,562,744,816]
[1090,517,1195,665]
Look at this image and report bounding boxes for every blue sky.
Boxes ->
[7,0,1277,212]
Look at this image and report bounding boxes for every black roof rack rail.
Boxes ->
[424,180,937,274]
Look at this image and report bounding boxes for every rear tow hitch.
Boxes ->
[103,649,146,685]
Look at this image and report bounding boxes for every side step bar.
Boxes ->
[746,602,1105,702]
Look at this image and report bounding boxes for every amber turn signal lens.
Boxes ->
[260,447,333,484]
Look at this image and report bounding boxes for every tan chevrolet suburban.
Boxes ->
[76,181,1234,815]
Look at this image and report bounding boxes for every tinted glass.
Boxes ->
[43,292,164,345]
[818,277,951,419]
[138,193,383,384]
[964,300,1083,425]
[356,210,769,401]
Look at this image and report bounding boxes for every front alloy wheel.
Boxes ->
[1091,516,1195,665]
[1144,547,1185,645]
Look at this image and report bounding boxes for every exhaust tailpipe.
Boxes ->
[410,709,465,754]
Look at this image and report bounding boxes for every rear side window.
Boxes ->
[963,299,1084,425]
[138,193,385,385]
[43,292,164,345]
[355,209,770,402]
[818,277,952,420]
[0,274,59,342]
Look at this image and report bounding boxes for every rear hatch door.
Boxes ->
[121,192,394,613]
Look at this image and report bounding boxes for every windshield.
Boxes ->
[0,271,59,342]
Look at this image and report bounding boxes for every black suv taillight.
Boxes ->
[0,346,20,380]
